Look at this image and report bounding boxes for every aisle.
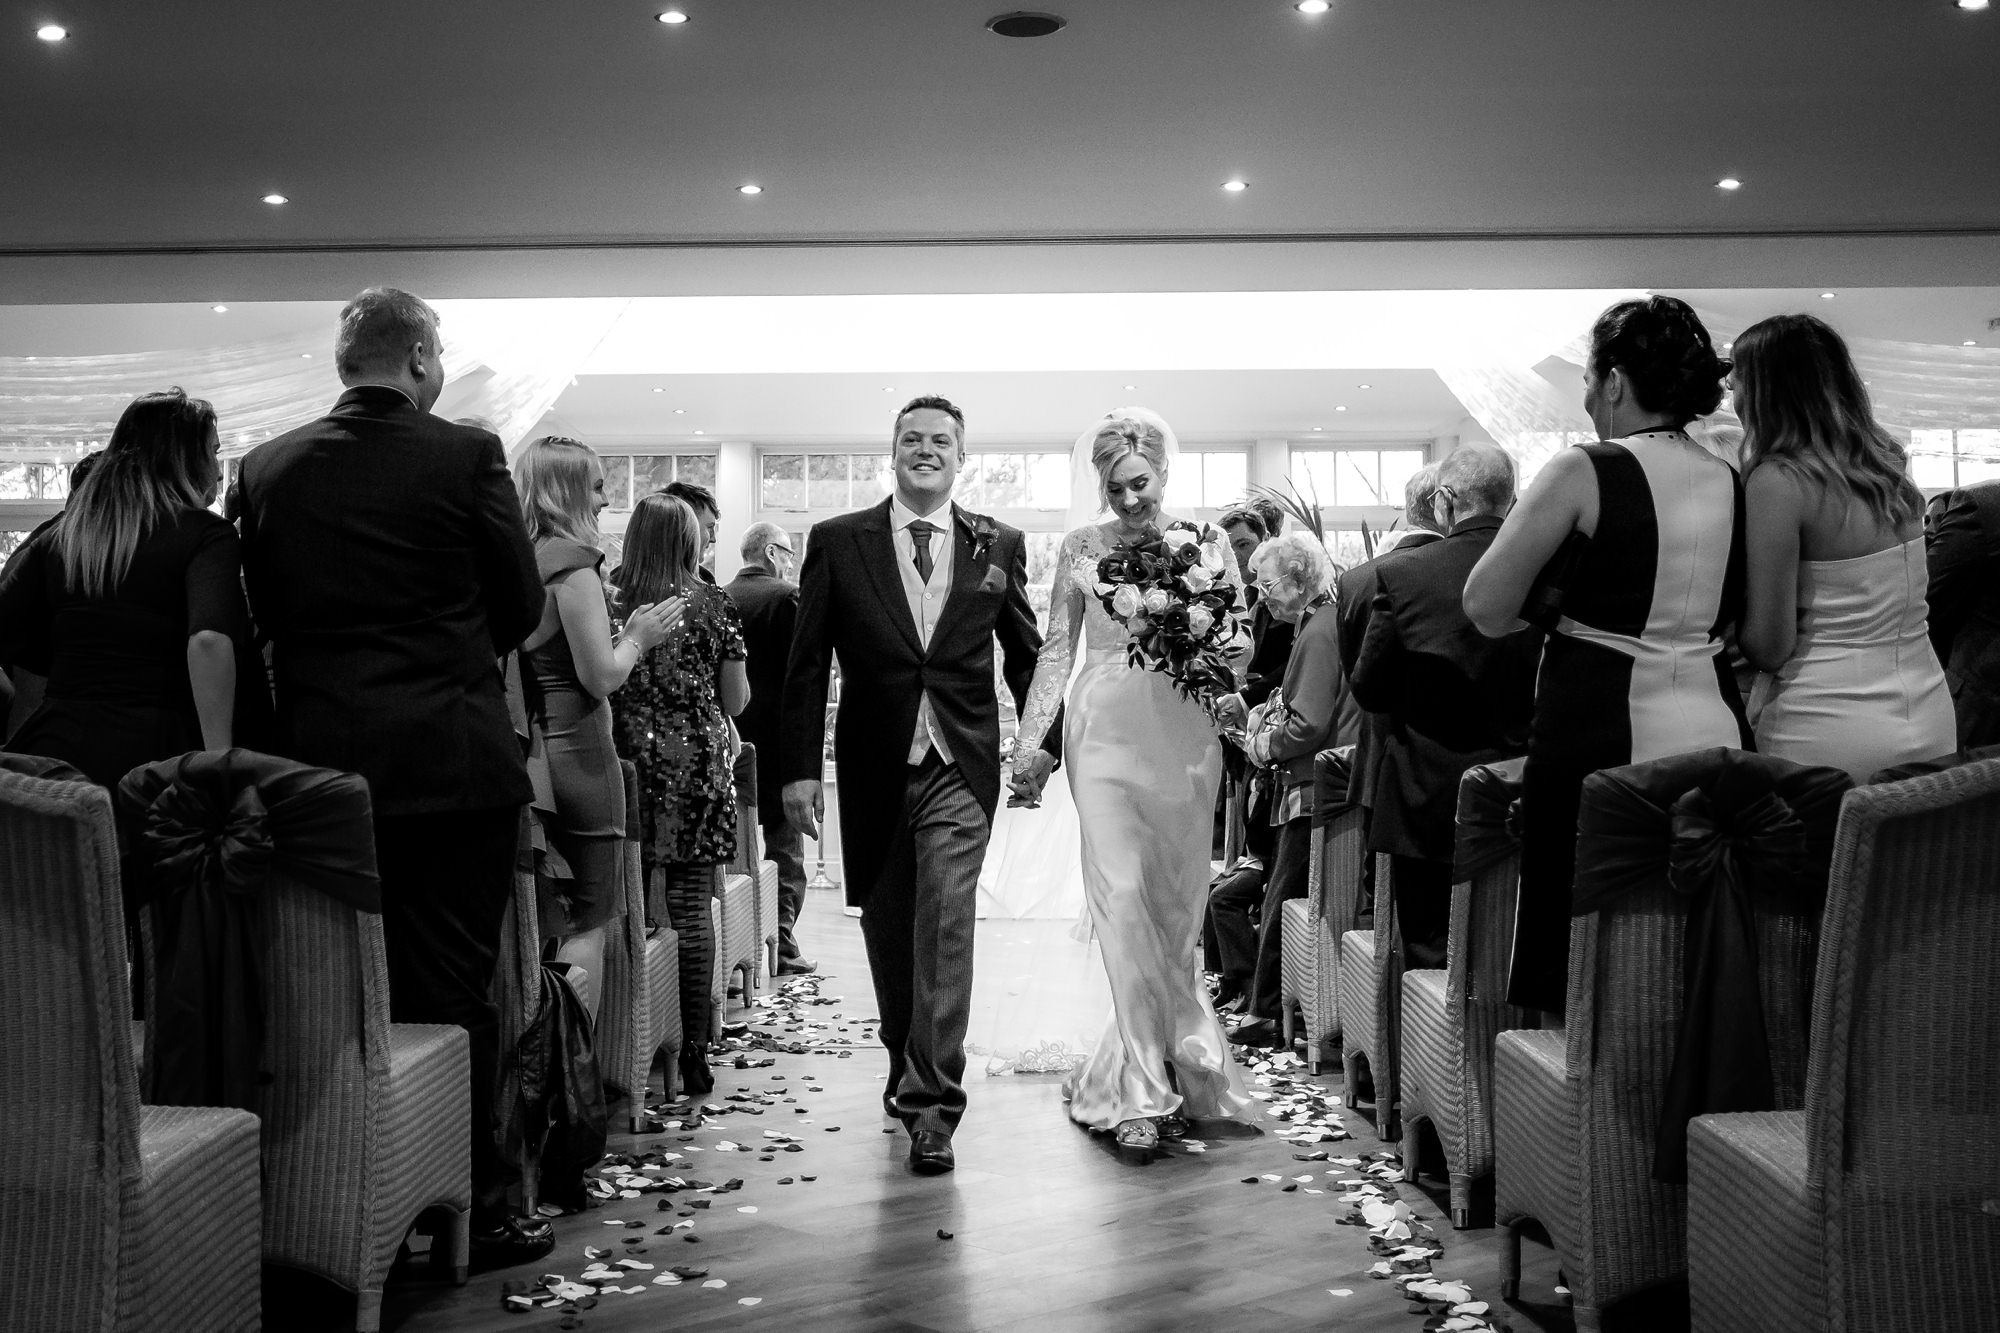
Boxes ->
[288,897,1603,1333]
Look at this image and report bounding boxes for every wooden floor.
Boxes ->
[267,893,1693,1333]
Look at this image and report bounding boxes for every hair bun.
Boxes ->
[1590,296,1726,426]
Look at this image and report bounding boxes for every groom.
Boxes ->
[781,395,1051,1175]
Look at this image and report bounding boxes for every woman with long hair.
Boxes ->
[1733,313,1954,779]
[611,492,749,1095]
[0,387,267,786]
[1465,296,1751,1016]
[1010,408,1260,1157]
[513,437,675,1019]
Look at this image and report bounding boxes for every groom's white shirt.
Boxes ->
[889,493,956,766]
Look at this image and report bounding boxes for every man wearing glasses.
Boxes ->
[724,523,816,973]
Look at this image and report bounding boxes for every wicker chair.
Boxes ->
[1493,750,1846,1332]
[1399,758,1536,1229]
[731,787,781,987]
[0,763,262,1333]
[1337,854,1401,1141]
[1280,747,1365,1073]
[1687,757,2000,1332]
[600,760,683,1131]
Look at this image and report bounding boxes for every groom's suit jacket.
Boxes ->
[781,497,1048,908]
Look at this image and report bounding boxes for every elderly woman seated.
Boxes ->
[1217,530,1362,1047]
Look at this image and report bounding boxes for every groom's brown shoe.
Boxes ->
[909,1130,955,1175]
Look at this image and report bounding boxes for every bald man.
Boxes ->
[1350,444,1541,968]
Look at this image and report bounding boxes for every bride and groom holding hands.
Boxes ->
[779,395,1258,1174]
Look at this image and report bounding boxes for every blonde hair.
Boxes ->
[1089,416,1170,508]
[514,436,601,550]
[618,493,703,611]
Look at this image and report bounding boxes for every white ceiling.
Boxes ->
[3,2,1998,303]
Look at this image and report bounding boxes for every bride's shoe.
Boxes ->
[1113,1117,1159,1161]
[1154,1113,1188,1140]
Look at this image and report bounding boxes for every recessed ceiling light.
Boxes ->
[1716,176,1743,191]
[261,193,288,205]
[652,387,664,393]
[1334,405,1348,412]
[1820,291,1837,300]
[883,386,895,392]
[1123,384,1136,391]
[1357,383,1372,389]
[655,9,688,23]
[35,23,66,42]
[1958,0,1990,11]
[1311,426,1324,432]
[737,183,762,195]
[1966,340,1980,346]
[692,429,705,435]
[986,12,1067,39]
[1222,179,1249,193]
[673,408,685,414]
[299,353,312,359]
[1296,0,1332,12]
[211,304,228,313]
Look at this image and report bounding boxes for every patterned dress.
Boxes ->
[613,581,747,867]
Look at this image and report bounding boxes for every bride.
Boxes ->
[1010,407,1259,1157]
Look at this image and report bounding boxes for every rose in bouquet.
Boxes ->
[1092,520,1250,716]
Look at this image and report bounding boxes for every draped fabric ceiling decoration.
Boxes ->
[0,298,632,465]
[2,294,1995,483]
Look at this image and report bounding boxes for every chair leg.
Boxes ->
[1343,1050,1364,1108]
[1398,1111,1424,1181]
[1498,1217,1522,1299]
[355,1287,384,1333]
[1447,1171,1472,1231]
[1281,1000,1296,1051]
[449,1205,470,1284]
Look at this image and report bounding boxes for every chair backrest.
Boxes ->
[1566,751,1836,1303]
[0,767,139,1331]
[1808,759,2000,1330]
[1450,758,1527,1009]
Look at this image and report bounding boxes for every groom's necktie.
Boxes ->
[908,520,939,584]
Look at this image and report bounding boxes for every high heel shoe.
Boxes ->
[1154,1113,1188,1140]
[1113,1117,1159,1161]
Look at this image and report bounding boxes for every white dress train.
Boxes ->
[1015,522,1257,1131]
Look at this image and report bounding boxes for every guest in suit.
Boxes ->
[1336,465,1444,922]
[1222,531,1363,1046]
[779,395,1046,1175]
[722,521,815,975]
[234,288,550,1265]
[661,480,720,584]
[513,437,676,1019]
[611,493,749,1096]
[2,451,100,742]
[1353,445,1539,968]
[1925,481,2000,749]
[0,390,267,788]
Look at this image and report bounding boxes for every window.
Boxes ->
[1910,429,2000,491]
[603,453,718,511]
[1165,452,1249,511]
[762,450,1077,513]
[1288,447,1427,508]
[0,462,74,501]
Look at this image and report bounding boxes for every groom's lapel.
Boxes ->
[858,498,924,657]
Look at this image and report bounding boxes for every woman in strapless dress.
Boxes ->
[1735,313,1955,782]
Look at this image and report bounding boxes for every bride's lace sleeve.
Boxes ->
[1016,528,1085,754]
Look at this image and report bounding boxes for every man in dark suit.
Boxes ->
[780,395,1047,1176]
[1926,481,2000,749]
[722,520,814,974]
[235,288,550,1263]
[1351,445,1539,968]
[662,480,720,584]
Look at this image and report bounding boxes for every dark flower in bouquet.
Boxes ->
[1093,520,1250,716]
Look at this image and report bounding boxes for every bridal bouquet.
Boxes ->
[1093,520,1249,715]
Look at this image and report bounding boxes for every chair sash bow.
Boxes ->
[1311,745,1357,826]
[1571,747,1849,1183]
[117,747,379,1112]
[1454,756,1526,1002]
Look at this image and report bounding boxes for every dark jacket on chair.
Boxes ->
[1351,515,1539,862]
[235,386,543,815]
[1926,481,2000,750]
[722,564,800,828]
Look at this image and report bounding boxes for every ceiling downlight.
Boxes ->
[986,12,1066,38]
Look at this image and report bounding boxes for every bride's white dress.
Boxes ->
[1015,522,1258,1130]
